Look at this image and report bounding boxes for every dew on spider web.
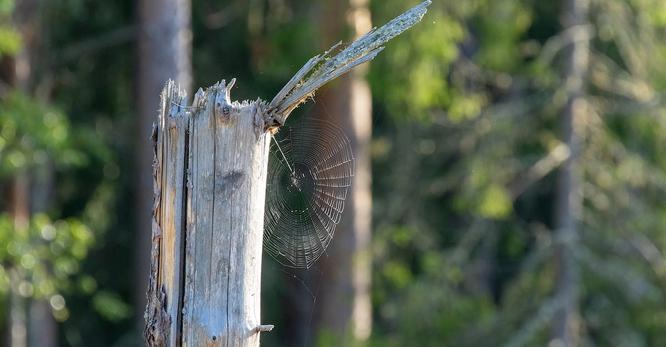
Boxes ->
[264,118,355,269]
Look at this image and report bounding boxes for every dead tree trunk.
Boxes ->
[144,2,431,346]
[144,80,272,346]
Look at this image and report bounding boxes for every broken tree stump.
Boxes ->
[144,1,431,346]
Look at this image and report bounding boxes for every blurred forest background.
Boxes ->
[2,0,666,346]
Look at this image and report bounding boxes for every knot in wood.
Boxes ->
[214,78,237,121]
[214,94,235,120]
[263,110,283,134]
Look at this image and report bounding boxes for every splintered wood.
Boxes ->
[144,1,430,346]
[145,81,271,347]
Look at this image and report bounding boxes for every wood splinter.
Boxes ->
[254,325,275,334]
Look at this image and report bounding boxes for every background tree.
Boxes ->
[136,0,192,321]
[552,0,589,344]
[309,0,373,344]
[369,0,666,345]
[0,1,99,346]
[21,1,135,345]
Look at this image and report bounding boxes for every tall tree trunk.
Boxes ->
[28,163,56,347]
[27,301,56,347]
[552,0,589,345]
[8,176,29,347]
[136,0,192,326]
[312,0,373,342]
[5,1,58,346]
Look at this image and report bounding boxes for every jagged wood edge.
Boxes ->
[264,0,432,130]
[144,80,187,346]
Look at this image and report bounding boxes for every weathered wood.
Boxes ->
[265,0,432,129]
[181,81,271,346]
[145,81,189,346]
[160,84,189,345]
[137,0,192,329]
[144,2,431,346]
[145,81,272,346]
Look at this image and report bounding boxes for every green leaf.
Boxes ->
[477,184,512,219]
[0,26,21,56]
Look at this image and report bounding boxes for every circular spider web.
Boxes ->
[264,118,355,268]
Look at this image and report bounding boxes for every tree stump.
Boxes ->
[143,2,431,346]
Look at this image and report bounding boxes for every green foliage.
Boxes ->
[369,0,468,121]
[0,0,12,14]
[92,291,132,322]
[0,91,85,177]
[474,0,532,71]
[368,0,666,345]
[0,26,21,56]
[0,0,19,56]
[0,213,93,321]
[0,1,130,343]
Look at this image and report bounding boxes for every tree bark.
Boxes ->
[552,0,589,345]
[144,81,272,347]
[311,0,373,342]
[27,300,56,347]
[28,161,57,347]
[137,0,192,326]
[9,176,29,347]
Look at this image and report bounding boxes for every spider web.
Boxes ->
[264,118,355,269]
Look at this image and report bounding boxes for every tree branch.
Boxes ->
[264,0,432,129]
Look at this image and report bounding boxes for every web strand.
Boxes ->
[264,118,355,269]
[273,138,295,175]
